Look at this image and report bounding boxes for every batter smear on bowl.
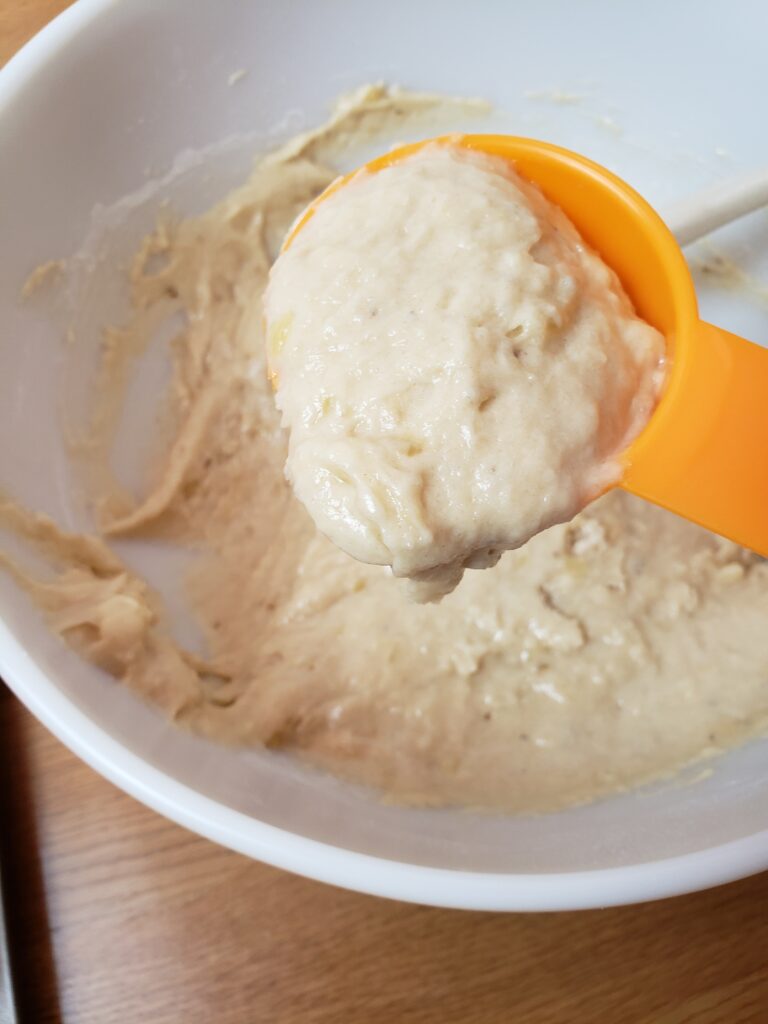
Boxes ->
[266,143,665,600]
[3,87,768,813]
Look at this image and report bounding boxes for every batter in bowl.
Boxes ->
[266,144,665,600]
[3,86,768,813]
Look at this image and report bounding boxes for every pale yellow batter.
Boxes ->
[4,85,768,813]
[267,144,664,600]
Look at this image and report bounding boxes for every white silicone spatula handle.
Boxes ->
[664,165,768,247]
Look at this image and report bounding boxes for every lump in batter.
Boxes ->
[266,143,665,600]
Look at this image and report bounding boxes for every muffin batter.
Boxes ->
[4,85,768,813]
[267,144,664,599]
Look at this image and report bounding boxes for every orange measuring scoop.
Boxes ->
[281,135,768,557]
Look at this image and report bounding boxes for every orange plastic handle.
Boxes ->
[623,321,768,553]
[283,135,768,557]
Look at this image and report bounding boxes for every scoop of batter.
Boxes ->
[266,143,665,600]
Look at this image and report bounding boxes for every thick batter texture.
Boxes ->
[267,144,664,600]
[5,86,768,813]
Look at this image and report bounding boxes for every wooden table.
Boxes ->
[2,4,768,1022]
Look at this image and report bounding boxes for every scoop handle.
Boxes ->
[621,322,768,555]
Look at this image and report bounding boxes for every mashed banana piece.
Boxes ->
[267,144,665,599]
[5,87,768,814]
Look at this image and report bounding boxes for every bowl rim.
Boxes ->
[4,620,768,911]
[2,0,768,911]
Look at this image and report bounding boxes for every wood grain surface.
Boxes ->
[2,3,768,1022]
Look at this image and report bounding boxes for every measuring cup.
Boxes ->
[282,135,768,557]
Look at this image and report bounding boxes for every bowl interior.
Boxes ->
[1,0,768,898]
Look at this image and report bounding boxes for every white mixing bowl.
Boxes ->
[1,0,768,911]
